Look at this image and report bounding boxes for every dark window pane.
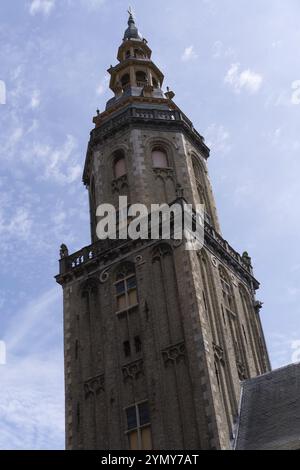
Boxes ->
[135,336,142,353]
[139,402,150,426]
[116,281,125,295]
[127,276,136,290]
[126,406,137,430]
[124,341,131,358]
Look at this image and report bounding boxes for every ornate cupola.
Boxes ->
[95,11,169,125]
[123,10,142,40]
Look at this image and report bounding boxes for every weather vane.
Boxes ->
[128,6,134,18]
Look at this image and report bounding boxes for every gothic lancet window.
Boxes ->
[152,147,168,168]
[192,156,212,224]
[89,177,96,240]
[113,150,127,179]
[220,267,249,380]
[126,402,152,450]
[115,264,138,313]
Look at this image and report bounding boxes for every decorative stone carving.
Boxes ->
[176,184,184,198]
[231,274,238,287]
[100,269,110,283]
[254,300,264,313]
[152,243,173,262]
[213,343,225,365]
[122,359,144,382]
[60,244,69,259]
[173,238,183,248]
[112,175,129,193]
[135,255,143,264]
[84,374,105,399]
[162,341,185,366]
[153,167,175,180]
[237,361,247,381]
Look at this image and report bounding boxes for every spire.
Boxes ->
[123,7,142,41]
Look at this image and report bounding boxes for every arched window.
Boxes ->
[136,71,147,86]
[219,267,234,311]
[192,158,201,180]
[115,264,138,313]
[152,77,159,88]
[125,50,131,59]
[113,150,127,179]
[89,177,96,240]
[192,157,205,200]
[192,156,212,223]
[134,48,144,59]
[152,147,168,168]
[121,73,130,89]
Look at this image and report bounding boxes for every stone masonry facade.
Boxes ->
[56,14,271,450]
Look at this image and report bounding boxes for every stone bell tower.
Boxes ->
[56,12,271,450]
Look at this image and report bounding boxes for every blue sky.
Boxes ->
[0,0,300,450]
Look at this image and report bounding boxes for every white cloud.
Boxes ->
[96,75,109,96]
[291,80,300,105]
[0,207,33,242]
[212,41,235,59]
[225,63,263,94]
[205,124,231,155]
[30,89,41,109]
[291,340,300,363]
[181,45,198,62]
[81,0,105,9]
[0,80,6,105]
[22,134,81,184]
[29,0,56,16]
[269,332,300,369]
[0,288,64,450]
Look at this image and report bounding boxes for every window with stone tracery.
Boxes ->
[115,265,138,313]
[126,402,152,450]
[192,156,212,223]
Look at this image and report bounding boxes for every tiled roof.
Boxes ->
[235,362,300,450]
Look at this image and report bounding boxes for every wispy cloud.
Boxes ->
[30,89,41,109]
[181,45,198,62]
[22,135,82,184]
[268,332,300,369]
[212,41,235,59]
[205,124,231,155]
[96,75,109,96]
[225,63,263,94]
[291,80,300,105]
[81,0,106,9]
[29,0,56,16]
[0,80,6,105]
[0,288,64,450]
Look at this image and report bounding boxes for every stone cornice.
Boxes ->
[83,105,209,185]
[56,199,259,291]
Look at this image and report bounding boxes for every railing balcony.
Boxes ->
[136,81,148,87]
[57,199,255,288]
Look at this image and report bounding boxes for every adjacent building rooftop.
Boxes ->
[235,362,300,450]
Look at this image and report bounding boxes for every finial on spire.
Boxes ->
[127,6,135,25]
[124,6,142,40]
[127,6,134,17]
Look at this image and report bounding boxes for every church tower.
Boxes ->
[56,12,271,450]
